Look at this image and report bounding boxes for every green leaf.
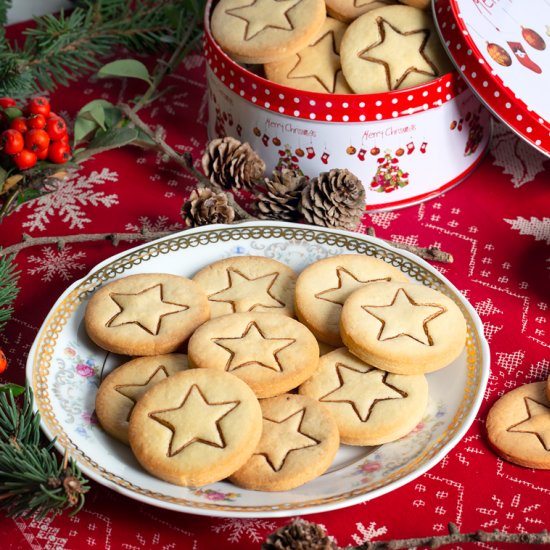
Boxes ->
[0,383,25,397]
[0,166,8,186]
[72,127,139,162]
[16,188,42,204]
[74,100,114,144]
[4,107,23,120]
[98,59,152,85]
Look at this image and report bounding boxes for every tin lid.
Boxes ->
[433,0,550,156]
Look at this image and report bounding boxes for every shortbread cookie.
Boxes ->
[128,368,262,486]
[85,273,209,356]
[486,382,550,470]
[264,18,353,94]
[295,254,408,346]
[318,340,337,356]
[193,256,297,319]
[340,281,467,374]
[187,312,319,398]
[340,5,453,93]
[95,354,189,445]
[211,0,326,64]
[230,393,339,491]
[300,348,428,445]
[326,0,393,25]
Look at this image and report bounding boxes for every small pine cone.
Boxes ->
[181,187,235,227]
[300,168,365,231]
[256,169,308,221]
[262,519,336,550]
[201,136,266,191]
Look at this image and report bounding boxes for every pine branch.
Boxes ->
[0,253,20,332]
[0,387,89,519]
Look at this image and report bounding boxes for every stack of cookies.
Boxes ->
[210,0,452,94]
[87,253,468,491]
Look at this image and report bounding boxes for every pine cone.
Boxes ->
[181,187,235,227]
[256,169,308,221]
[262,519,336,550]
[300,168,365,231]
[201,136,265,191]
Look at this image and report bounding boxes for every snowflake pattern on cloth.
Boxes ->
[211,518,278,544]
[27,246,87,282]
[504,216,550,245]
[20,168,119,231]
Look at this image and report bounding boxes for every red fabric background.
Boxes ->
[0,44,549,549]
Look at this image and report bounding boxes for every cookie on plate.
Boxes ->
[192,256,297,319]
[486,381,550,470]
[84,273,209,356]
[294,254,409,346]
[264,17,353,94]
[95,354,189,445]
[230,393,339,491]
[211,0,326,64]
[187,312,319,398]
[128,368,262,486]
[340,5,453,93]
[340,280,467,374]
[326,0,393,25]
[300,348,428,445]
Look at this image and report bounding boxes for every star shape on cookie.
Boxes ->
[316,267,391,306]
[361,287,446,345]
[287,30,340,93]
[214,321,295,372]
[256,408,319,471]
[507,397,550,450]
[208,269,285,312]
[150,384,239,457]
[115,366,169,421]
[226,0,302,41]
[107,284,189,335]
[320,364,405,421]
[358,18,437,90]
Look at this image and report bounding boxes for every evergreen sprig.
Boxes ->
[0,0,206,96]
[0,253,19,332]
[0,387,89,519]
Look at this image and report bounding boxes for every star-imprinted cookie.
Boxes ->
[230,393,339,491]
[95,354,189,445]
[340,281,467,374]
[187,312,319,398]
[192,256,297,319]
[294,254,408,346]
[211,0,326,64]
[128,368,262,486]
[264,17,353,94]
[300,348,428,445]
[486,381,550,470]
[340,4,453,93]
[84,273,210,356]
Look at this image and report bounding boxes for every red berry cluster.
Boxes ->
[0,97,71,170]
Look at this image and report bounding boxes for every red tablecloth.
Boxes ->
[1,47,549,549]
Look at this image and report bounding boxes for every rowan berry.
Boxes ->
[13,148,37,170]
[35,146,49,160]
[28,96,51,117]
[27,113,46,130]
[48,141,71,164]
[0,98,16,109]
[10,117,28,134]
[25,128,50,152]
[0,129,24,155]
[46,117,67,141]
[0,349,6,374]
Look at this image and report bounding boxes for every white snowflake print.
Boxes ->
[490,120,549,187]
[504,216,550,245]
[21,168,119,231]
[27,246,87,282]
[350,521,388,545]
[125,215,183,233]
[369,210,400,230]
[211,518,277,544]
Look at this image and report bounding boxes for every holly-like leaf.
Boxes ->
[74,99,115,144]
[98,60,152,85]
[0,384,25,397]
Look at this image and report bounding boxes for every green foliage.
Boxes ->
[0,387,89,519]
[0,254,20,333]
[98,59,152,84]
[0,0,206,97]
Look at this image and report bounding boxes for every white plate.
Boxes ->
[27,221,490,518]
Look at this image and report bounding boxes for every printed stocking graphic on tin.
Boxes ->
[262,133,270,146]
[357,148,367,161]
[321,151,330,165]
[507,41,542,73]
[420,141,428,154]
[370,151,410,193]
[406,141,415,155]
[306,146,315,159]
